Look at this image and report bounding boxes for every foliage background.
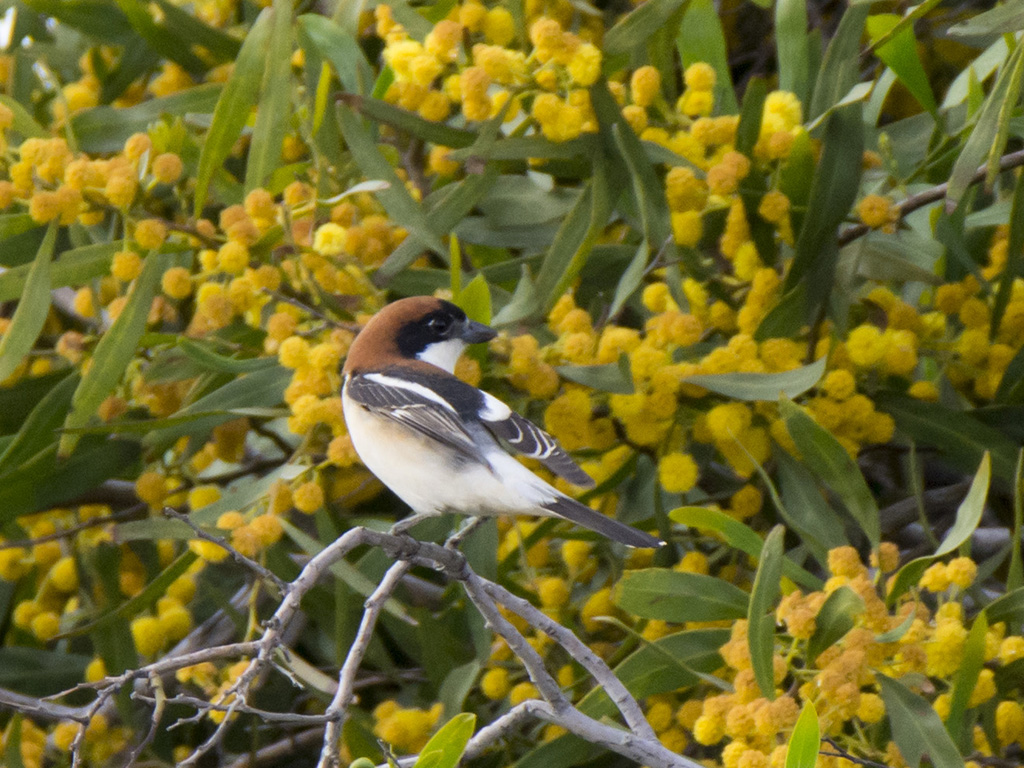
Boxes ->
[0,0,1022,766]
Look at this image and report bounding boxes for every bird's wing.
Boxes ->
[476,391,596,489]
[344,372,481,461]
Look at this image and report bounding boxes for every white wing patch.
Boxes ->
[478,390,512,421]
[363,372,458,412]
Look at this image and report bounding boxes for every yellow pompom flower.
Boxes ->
[293,481,325,513]
[484,7,515,45]
[217,241,249,275]
[111,250,143,283]
[658,452,699,494]
[161,267,192,299]
[480,667,511,700]
[671,210,703,247]
[567,43,601,86]
[152,152,183,184]
[313,223,348,255]
[857,194,897,230]
[536,576,571,609]
[130,615,164,656]
[630,65,661,108]
[947,557,977,589]
[509,682,539,705]
[134,219,168,250]
[683,62,716,91]
[50,556,78,592]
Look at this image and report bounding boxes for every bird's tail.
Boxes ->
[541,496,664,548]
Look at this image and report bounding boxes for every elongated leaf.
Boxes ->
[535,164,612,311]
[786,703,820,768]
[298,14,374,96]
[337,103,444,258]
[71,85,221,153]
[671,506,821,589]
[0,95,45,139]
[609,242,649,318]
[114,0,207,73]
[776,0,810,105]
[946,43,1024,213]
[676,0,737,112]
[875,393,1018,480]
[0,223,56,383]
[0,437,141,524]
[0,240,124,301]
[603,0,691,56]
[340,93,478,148]
[877,675,966,768]
[245,0,293,193]
[985,586,1024,625]
[946,612,987,749]
[60,252,169,456]
[779,399,880,546]
[866,14,937,114]
[783,104,863,324]
[949,2,1024,41]
[194,9,271,215]
[886,454,991,602]
[150,0,241,61]
[0,373,77,476]
[411,713,475,768]
[748,525,783,698]
[1011,451,1024,593]
[807,586,863,664]
[615,568,749,622]
[682,357,826,401]
[775,450,849,561]
[556,358,634,394]
[22,0,133,40]
[809,5,869,120]
[178,340,275,374]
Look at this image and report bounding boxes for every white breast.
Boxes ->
[342,388,560,519]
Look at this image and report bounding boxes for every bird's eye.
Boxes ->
[428,316,451,333]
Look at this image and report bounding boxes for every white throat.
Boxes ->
[416,339,466,372]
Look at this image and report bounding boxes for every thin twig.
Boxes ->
[837,148,1024,246]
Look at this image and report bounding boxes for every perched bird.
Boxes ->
[341,297,662,548]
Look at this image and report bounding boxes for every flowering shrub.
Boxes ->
[0,0,1020,766]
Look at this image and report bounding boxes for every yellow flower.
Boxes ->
[135,219,168,250]
[658,452,699,494]
[857,194,897,229]
[567,43,601,86]
[846,324,885,368]
[480,667,511,699]
[536,576,571,609]
[50,556,78,592]
[293,480,325,513]
[313,223,348,255]
[161,267,192,299]
[509,682,539,705]
[111,250,143,283]
[683,62,716,91]
[630,65,661,108]
[671,210,703,247]
[130,615,163,656]
[152,152,183,184]
[946,556,977,589]
[484,7,515,45]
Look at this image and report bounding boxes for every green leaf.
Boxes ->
[556,358,634,395]
[5,715,24,768]
[877,675,966,768]
[783,104,863,324]
[948,2,1024,42]
[534,166,612,311]
[336,103,445,258]
[411,713,475,768]
[0,240,125,302]
[670,506,822,590]
[298,14,375,96]
[603,0,691,56]
[615,568,749,622]
[946,43,1024,213]
[933,452,990,557]
[985,586,1024,626]
[63,552,197,638]
[681,357,826,401]
[775,450,849,562]
[676,0,738,112]
[886,454,991,603]
[178,339,276,374]
[1010,451,1024,592]
[866,13,937,115]
[245,0,293,193]
[113,0,208,73]
[0,223,56,383]
[71,85,222,153]
[21,0,132,41]
[609,241,649,319]
[0,95,46,139]
[806,586,864,664]
[340,93,478,149]
[775,0,810,105]
[875,393,1018,481]
[60,252,169,456]
[194,9,271,215]
[141,364,291,452]
[456,274,491,325]
[748,525,783,699]
[785,703,820,768]
[809,4,869,121]
[779,399,880,546]
[0,373,78,476]
[992,155,1024,342]
[946,612,987,749]
[0,437,141,525]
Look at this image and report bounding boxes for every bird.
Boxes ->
[341,296,663,548]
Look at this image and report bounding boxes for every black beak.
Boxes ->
[460,318,497,344]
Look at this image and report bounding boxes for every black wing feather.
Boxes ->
[541,497,662,548]
[484,412,596,488]
[345,374,481,460]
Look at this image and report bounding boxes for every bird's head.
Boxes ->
[344,297,497,374]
